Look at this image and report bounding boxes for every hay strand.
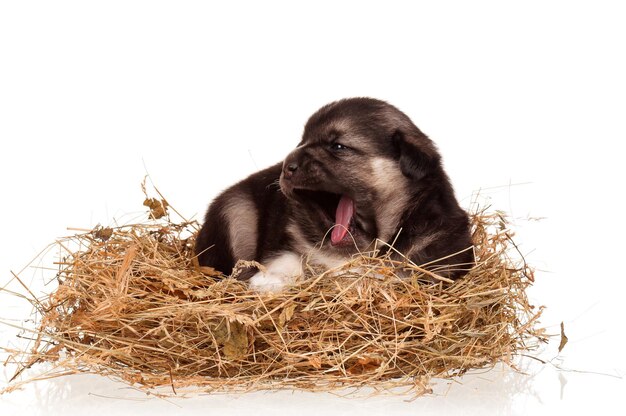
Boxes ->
[1,205,545,397]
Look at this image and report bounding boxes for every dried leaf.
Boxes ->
[92,226,113,242]
[558,321,568,353]
[143,197,169,219]
[347,356,382,375]
[213,320,249,361]
[196,266,223,278]
[308,356,322,369]
[278,304,297,329]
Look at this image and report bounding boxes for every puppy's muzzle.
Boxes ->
[280,152,302,197]
[280,148,327,195]
[281,148,306,181]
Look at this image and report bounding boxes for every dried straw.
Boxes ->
[2,200,545,397]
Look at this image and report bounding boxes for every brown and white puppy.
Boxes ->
[195,98,474,291]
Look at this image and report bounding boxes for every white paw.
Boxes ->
[248,252,303,293]
[248,270,290,293]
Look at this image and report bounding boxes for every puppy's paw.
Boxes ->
[248,270,291,293]
[247,252,303,293]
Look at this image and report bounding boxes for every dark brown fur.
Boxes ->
[196,98,474,282]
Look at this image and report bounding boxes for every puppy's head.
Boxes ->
[280,97,443,250]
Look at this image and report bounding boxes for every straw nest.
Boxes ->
[3,198,545,397]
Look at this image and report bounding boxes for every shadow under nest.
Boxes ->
[3,206,545,397]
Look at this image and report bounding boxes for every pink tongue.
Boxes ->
[331,195,354,245]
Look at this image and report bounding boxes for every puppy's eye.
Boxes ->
[329,143,348,151]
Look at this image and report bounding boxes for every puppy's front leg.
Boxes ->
[248,252,303,293]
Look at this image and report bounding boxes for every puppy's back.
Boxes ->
[195,163,286,275]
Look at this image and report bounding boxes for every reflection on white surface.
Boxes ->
[1,351,624,416]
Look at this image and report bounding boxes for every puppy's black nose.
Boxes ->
[284,162,298,178]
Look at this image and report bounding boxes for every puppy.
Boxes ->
[195,98,474,291]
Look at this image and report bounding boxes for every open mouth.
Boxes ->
[292,189,356,246]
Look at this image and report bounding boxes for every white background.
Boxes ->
[1,1,625,415]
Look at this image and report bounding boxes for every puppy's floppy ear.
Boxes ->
[391,127,441,180]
